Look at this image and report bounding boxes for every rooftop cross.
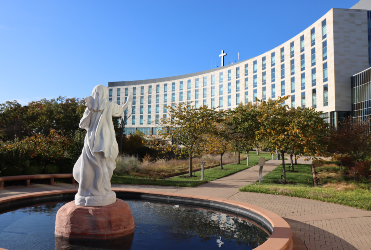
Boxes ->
[219,50,227,67]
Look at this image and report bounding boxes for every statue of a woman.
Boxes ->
[73,85,132,206]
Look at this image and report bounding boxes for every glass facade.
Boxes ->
[301,73,305,90]
[324,84,329,106]
[301,92,305,108]
[290,41,294,58]
[272,68,275,82]
[351,68,371,122]
[219,96,223,108]
[312,68,316,87]
[245,78,248,89]
[323,62,328,82]
[262,57,266,70]
[300,35,304,52]
[262,72,266,85]
[253,75,257,88]
[236,80,240,92]
[311,48,316,66]
[322,19,327,39]
[281,80,285,96]
[220,84,223,95]
[291,77,295,93]
[212,75,215,85]
[271,52,275,66]
[228,70,231,81]
[263,86,266,100]
[245,64,248,76]
[220,72,223,83]
[323,40,327,61]
[280,47,284,62]
[236,93,240,104]
[253,61,257,73]
[301,54,305,71]
[311,27,315,47]
[312,88,317,108]
[290,59,295,75]
[272,84,276,98]
[281,64,285,79]
[236,67,240,79]
[245,91,248,103]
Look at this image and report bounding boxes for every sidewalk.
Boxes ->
[1,158,371,249]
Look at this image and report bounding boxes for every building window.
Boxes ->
[148,105,151,114]
[311,27,315,47]
[125,97,127,103]
[133,96,136,105]
[291,95,295,108]
[262,57,266,70]
[322,19,327,39]
[291,77,295,93]
[228,95,231,106]
[164,94,167,103]
[161,84,166,93]
[323,84,328,107]
[117,97,120,105]
[211,98,215,108]
[290,59,295,75]
[253,75,257,88]
[300,35,304,53]
[245,91,248,103]
[323,40,327,61]
[312,88,317,108]
[196,78,199,88]
[155,84,159,94]
[109,89,113,97]
[236,80,240,92]
[117,88,121,96]
[290,41,294,58]
[203,76,207,87]
[133,87,136,95]
[253,89,257,102]
[132,115,135,125]
[219,84,223,95]
[125,88,128,96]
[311,48,316,66]
[195,89,199,99]
[312,68,316,87]
[281,80,285,96]
[271,68,275,82]
[228,70,231,81]
[141,86,144,95]
[262,87,266,100]
[272,84,276,98]
[147,115,151,125]
[132,106,136,114]
[219,96,223,107]
[262,72,266,85]
[188,80,191,89]
[179,92,183,101]
[280,47,284,62]
[140,96,144,105]
[172,82,175,92]
[228,82,231,94]
[245,64,248,76]
[281,64,285,79]
[323,62,328,82]
[236,67,240,79]
[211,86,215,97]
[236,93,240,104]
[212,74,215,85]
[163,105,167,113]
[188,90,191,100]
[203,88,207,98]
[301,92,305,108]
[172,93,175,102]
[156,95,159,103]
[203,99,207,106]
[253,61,257,73]
[140,105,143,114]
[301,54,305,71]
[245,78,248,89]
[301,73,305,90]
[155,114,159,125]
[148,95,152,104]
[163,114,167,121]
[179,81,183,91]
[271,52,275,66]
[220,72,223,83]
[195,100,199,109]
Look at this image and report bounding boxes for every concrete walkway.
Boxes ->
[1,158,371,249]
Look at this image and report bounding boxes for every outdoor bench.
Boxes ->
[0,174,75,189]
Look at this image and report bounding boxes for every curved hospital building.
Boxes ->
[108,0,371,135]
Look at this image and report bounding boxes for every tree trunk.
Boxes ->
[237,151,241,164]
[256,148,259,155]
[290,154,294,171]
[340,155,343,171]
[220,153,224,169]
[294,154,297,165]
[354,160,357,182]
[188,153,193,177]
[281,152,286,182]
[312,163,318,187]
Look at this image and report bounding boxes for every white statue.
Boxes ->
[73,85,132,206]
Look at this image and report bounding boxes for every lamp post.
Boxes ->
[200,162,206,180]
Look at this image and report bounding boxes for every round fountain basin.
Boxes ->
[0,189,293,250]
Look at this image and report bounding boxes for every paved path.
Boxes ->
[1,157,371,249]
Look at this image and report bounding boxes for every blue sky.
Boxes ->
[0,0,359,105]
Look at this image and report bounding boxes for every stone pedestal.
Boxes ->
[55,199,135,240]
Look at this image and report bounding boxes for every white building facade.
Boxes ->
[108,2,371,135]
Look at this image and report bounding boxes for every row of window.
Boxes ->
[125,84,329,126]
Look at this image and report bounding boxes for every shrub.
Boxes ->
[342,156,353,167]
[43,164,59,174]
[114,155,142,175]
[24,165,43,175]
[349,160,371,178]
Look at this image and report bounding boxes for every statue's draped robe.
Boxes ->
[73,85,128,206]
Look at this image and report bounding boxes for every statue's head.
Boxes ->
[89,85,109,111]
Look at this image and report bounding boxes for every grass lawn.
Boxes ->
[111,152,272,187]
[240,163,371,211]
